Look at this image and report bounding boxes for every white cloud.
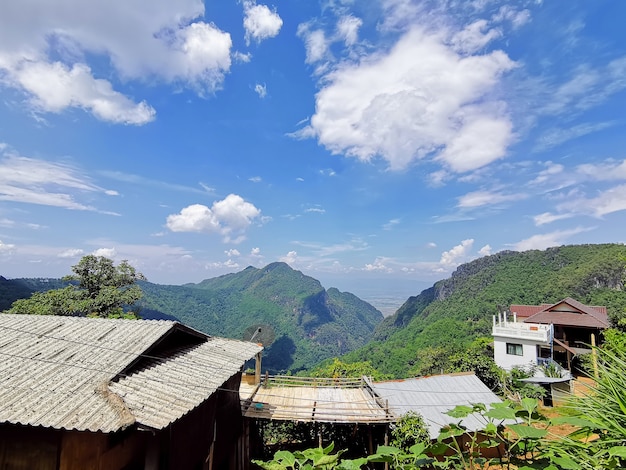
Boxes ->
[58,248,85,258]
[280,250,298,264]
[533,212,574,226]
[576,159,626,181]
[440,239,474,266]
[337,16,362,47]
[513,227,590,251]
[249,176,263,183]
[529,161,564,185]
[243,2,283,45]
[254,84,267,98]
[0,240,16,253]
[305,207,325,214]
[492,6,530,29]
[93,247,117,258]
[478,244,492,256]
[297,24,330,64]
[0,153,109,210]
[383,219,400,230]
[10,61,155,125]
[0,0,233,122]
[364,257,393,273]
[250,247,262,257]
[166,194,261,243]
[451,20,501,54]
[558,184,626,218]
[225,249,240,257]
[299,26,516,172]
[457,189,526,208]
[534,122,615,152]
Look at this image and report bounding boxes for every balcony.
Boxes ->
[492,319,551,343]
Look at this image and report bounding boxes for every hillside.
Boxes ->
[1,262,382,373]
[344,244,626,377]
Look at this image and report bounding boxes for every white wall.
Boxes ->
[493,336,538,370]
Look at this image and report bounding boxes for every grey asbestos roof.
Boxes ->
[0,314,262,433]
[371,373,507,439]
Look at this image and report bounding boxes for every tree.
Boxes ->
[4,255,146,318]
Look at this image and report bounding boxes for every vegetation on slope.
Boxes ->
[139,262,383,373]
[344,244,626,378]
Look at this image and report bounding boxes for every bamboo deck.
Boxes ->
[241,376,392,424]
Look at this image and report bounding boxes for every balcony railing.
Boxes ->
[492,322,550,342]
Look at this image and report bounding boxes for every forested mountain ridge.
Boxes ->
[344,244,626,377]
[1,262,383,374]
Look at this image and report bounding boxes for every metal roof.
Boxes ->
[371,373,507,439]
[0,314,261,433]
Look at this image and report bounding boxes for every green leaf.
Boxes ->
[609,446,626,458]
[550,455,579,469]
[373,445,401,455]
[445,405,474,418]
[485,407,517,420]
[550,416,596,428]
[274,451,296,467]
[408,442,428,456]
[520,397,539,415]
[508,424,547,439]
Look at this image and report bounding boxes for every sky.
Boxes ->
[1,0,625,304]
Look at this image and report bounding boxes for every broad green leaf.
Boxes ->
[508,424,547,439]
[274,451,296,467]
[485,407,517,420]
[550,455,579,469]
[445,405,473,418]
[609,446,626,458]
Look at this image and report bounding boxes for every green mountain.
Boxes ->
[134,262,384,373]
[344,244,626,378]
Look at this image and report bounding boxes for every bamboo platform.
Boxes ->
[241,375,392,424]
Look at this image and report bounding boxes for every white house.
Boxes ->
[492,297,609,372]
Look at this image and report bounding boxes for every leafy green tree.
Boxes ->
[390,411,430,452]
[4,255,145,318]
[308,357,391,381]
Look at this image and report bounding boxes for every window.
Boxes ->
[506,343,523,356]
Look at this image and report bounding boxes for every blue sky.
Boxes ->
[1,0,625,302]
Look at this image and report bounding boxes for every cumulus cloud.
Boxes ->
[93,247,117,258]
[280,250,298,264]
[254,84,267,98]
[364,257,393,273]
[478,244,492,256]
[250,247,262,257]
[0,0,233,123]
[0,152,112,210]
[440,239,474,266]
[58,248,85,258]
[10,61,155,124]
[166,194,261,243]
[243,2,283,45]
[225,249,240,257]
[297,26,516,172]
[0,240,16,253]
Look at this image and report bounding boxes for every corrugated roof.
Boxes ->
[371,373,507,439]
[523,298,609,329]
[0,314,261,433]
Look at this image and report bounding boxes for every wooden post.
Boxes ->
[255,352,262,385]
[591,333,599,379]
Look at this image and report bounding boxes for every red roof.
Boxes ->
[519,297,609,329]
[510,304,551,318]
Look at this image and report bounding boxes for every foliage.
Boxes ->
[307,358,391,381]
[138,262,384,373]
[390,411,430,451]
[3,255,145,318]
[346,244,626,378]
[545,346,626,469]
